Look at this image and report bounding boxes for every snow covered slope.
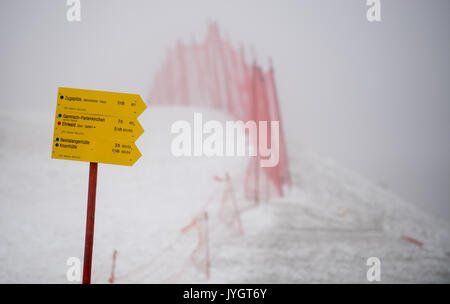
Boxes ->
[0,107,449,283]
[208,149,450,283]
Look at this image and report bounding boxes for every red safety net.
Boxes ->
[109,24,292,283]
[181,212,210,279]
[150,23,291,202]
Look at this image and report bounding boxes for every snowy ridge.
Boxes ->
[0,108,449,283]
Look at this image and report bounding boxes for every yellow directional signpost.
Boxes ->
[52,87,146,165]
[54,112,144,141]
[51,87,147,284]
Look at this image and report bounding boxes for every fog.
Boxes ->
[0,0,449,221]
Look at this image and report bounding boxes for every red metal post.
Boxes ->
[252,65,259,204]
[204,212,210,280]
[108,250,118,284]
[82,162,98,284]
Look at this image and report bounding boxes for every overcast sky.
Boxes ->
[0,0,449,221]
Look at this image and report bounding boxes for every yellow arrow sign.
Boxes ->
[51,88,146,166]
[57,87,147,118]
[54,111,144,141]
[51,134,142,166]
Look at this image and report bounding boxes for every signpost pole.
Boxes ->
[52,88,146,283]
[82,162,98,284]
